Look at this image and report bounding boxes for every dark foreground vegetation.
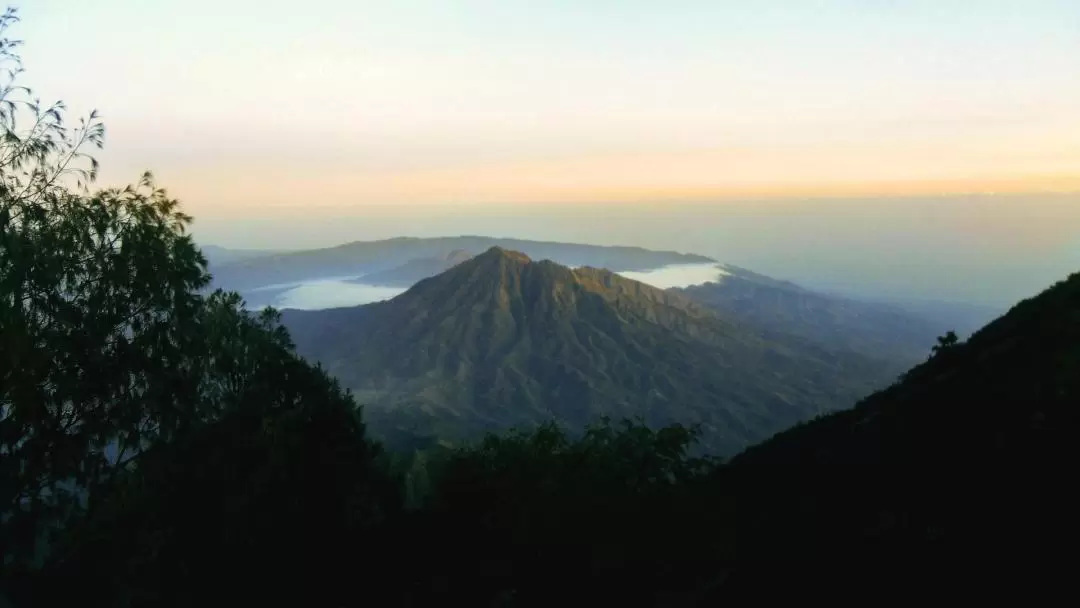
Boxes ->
[2,9,1075,605]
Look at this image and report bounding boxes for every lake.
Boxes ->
[252,263,727,310]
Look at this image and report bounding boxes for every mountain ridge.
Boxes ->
[283,247,895,455]
[210,236,716,294]
[347,249,476,287]
[672,270,957,367]
[714,269,1079,573]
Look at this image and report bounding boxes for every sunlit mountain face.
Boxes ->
[248,263,728,310]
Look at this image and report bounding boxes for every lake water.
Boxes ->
[276,280,407,310]
[257,262,727,310]
[617,263,730,289]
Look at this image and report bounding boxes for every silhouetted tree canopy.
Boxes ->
[385,418,728,604]
[930,330,959,357]
[2,6,1076,606]
[1,10,397,603]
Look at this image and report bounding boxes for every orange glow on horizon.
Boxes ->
[160,149,1080,217]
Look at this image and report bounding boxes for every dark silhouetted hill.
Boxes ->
[706,270,1079,591]
[210,236,715,293]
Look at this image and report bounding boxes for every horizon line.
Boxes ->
[189,185,1080,218]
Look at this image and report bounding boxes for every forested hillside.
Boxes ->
[281,247,894,456]
[2,10,1074,606]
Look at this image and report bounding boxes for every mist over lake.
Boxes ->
[252,263,727,311]
[272,280,408,310]
[617,264,729,290]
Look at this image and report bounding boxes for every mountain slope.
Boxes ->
[828,291,1003,339]
[713,270,1078,575]
[283,247,894,455]
[673,266,953,368]
[349,249,475,287]
[211,236,714,293]
[199,244,288,266]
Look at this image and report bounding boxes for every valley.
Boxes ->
[5,3,1076,603]
[277,247,899,455]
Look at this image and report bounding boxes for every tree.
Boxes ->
[0,10,400,597]
[32,310,403,605]
[399,417,723,604]
[0,6,214,568]
[930,331,959,358]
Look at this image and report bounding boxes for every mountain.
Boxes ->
[209,236,715,293]
[199,244,287,266]
[788,276,1006,337]
[853,294,1003,338]
[349,249,475,287]
[711,270,1078,581]
[282,247,895,456]
[672,265,953,368]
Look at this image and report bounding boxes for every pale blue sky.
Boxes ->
[19,0,1080,208]
[13,1,1080,305]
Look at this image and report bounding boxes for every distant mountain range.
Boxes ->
[206,236,715,293]
[205,237,1002,336]
[829,293,1002,339]
[714,268,1079,575]
[282,247,897,456]
[188,241,1030,464]
[672,265,956,368]
[199,244,288,267]
[347,249,476,287]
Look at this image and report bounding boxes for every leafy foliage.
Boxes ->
[2,7,1076,605]
[34,342,401,606]
[0,7,103,194]
[929,329,959,357]
[386,417,730,604]
[0,11,395,602]
[1,7,211,565]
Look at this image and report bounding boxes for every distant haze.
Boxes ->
[20,1,1080,308]
[23,0,1080,207]
[202,193,1080,308]
[259,263,726,310]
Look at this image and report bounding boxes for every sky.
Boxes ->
[15,0,1080,305]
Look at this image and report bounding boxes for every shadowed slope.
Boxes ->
[714,269,1080,581]
[674,267,957,369]
[284,248,893,455]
